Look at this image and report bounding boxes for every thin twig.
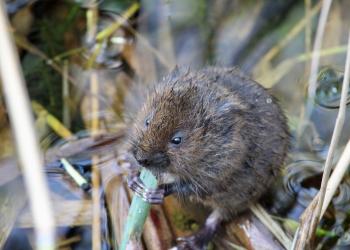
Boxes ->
[293,28,350,250]
[14,34,79,87]
[95,3,139,42]
[0,2,55,250]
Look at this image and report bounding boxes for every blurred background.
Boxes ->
[1,0,350,249]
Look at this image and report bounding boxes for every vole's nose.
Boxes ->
[136,157,151,167]
[134,151,169,168]
[133,147,151,167]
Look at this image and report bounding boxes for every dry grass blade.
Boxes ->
[0,2,55,249]
[257,45,347,87]
[0,178,27,248]
[293,28,350,250]
[250,204,292,249]
[304,0,312,57]
[32,101,73,139]
[62,60,71,128]
[254,1,322,77]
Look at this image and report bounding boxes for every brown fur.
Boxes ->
[129,67,290,220]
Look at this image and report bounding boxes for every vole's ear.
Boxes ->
[216,101,245,117]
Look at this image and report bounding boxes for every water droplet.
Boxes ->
[331,86,338,94]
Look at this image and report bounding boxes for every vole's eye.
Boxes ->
[171,136,182,145]
[145,119,150,127]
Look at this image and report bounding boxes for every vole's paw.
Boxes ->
[127,174,164,204]
[117,152,141,174]
[176,235,206,250]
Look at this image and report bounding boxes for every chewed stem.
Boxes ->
[120,168,158,250]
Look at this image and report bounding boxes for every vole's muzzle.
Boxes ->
[134,151,170,169]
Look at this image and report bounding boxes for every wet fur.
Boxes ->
[130,67,290,220]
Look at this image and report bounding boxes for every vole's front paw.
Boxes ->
[176,235,206,250]
[127,174,165,204]
[117,152,141,173]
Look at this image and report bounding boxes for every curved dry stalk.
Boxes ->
[300,0,333,129]
[293,29,350,250]
[315,30,350,223]
[321,139,350,215]
[0,2,55,250]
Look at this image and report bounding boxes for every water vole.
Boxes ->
[128,67,290,249]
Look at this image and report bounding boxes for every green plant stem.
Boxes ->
[120,169,157,250]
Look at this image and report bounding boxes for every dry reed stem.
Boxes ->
[90,71,101,250]
[293,26,350,250]
[86,5,102,249]
[0,2,55,249]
